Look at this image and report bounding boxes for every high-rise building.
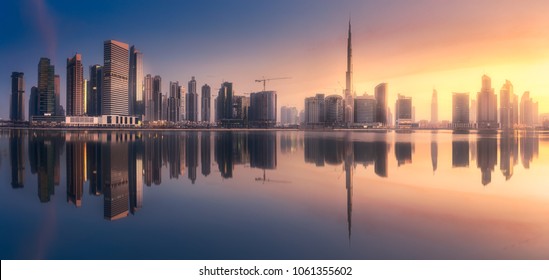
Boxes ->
[66,54,84,116]
[83,79,88,115]
[37,58,55,116]
[102,40,129,116]
[354,94,376,124]
[452,92,470,129]
[201,84,211,123]
[249,91,277,127]
[88,65,102,116]
[233,95,250,122]
[477,75,498,129]
[153,75,162,121]
[167,81,180,122]
[325,95,344,125]
[520,91,536,127]
[186,76,198,122]
[375,83,387,125]
[10,72,25,121]
[144,74,153,121]
[54,74,61,115]
[395,94,412,128]
[304,93,325,125]
[470,99,477,126]
[162,94,168,121]
[344,20,354,125]
[500,80,518,129]
[431,89,438,125]
[280,106,298,125]
[216,82,233,122]
[129,46,144,116]
[29,86,39,120]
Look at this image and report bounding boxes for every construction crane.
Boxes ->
[255,77,291,91]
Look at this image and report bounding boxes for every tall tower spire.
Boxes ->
[344,19,354,125]
[345,19,353,97]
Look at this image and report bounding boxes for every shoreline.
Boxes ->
[0,126,546,133]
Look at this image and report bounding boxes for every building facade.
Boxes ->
[477,75,498,129]
[354,94,376,124]
[375,83,387,125]
[10,72,25,121]
[395,94,412,128]
[129,46,144,116]
[201,84,211,123]
[249,91,276,127]
[37,57,56,116]
[186,77,198,122]
[66,54,84,116]
[452,93,470,129]
[102,40,130,116]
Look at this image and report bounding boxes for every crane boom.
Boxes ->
[255,77,291,91]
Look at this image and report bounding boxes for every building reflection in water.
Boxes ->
[249,132,277,182]
[129,133,143,215]
[452,135,470,168]
[520,131,539,169]
[500,132,518,180]
[431,133,438,173]
[186,132,199,184]
[201,132,211,177]
[28,131,64,203]
[66,133,86,207]
[9,130,544,224]
[394,142,412,166]
[166,134,181,179]
[10,130,25,188]
[215,132,234,179]
[476,136,497,186]
[102,133,130,221]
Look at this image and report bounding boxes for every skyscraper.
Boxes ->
[129,46,144,116]
[500,80,517,129]
[375,83,387,125]
[354,94,376,124]
[102,40,129,116]
[153,75,162,121]
[325,95,344,125]
[520,91,535,127]
[395,94,412,128]
[168,81,180,122]
[304,93,325,125]
[88,65,103,116]
[29,86,38,120]
[249,91,277,127]
[344,20,354,125]
[10,72,25,121]
[216,82,233,122]
[201,84,211,123]
[186,76,198,122]
[37,58,55,116]
[452,92,470,129]
[144,74,153,121]
[477,75,498,129]
[54,74,61,115]
[431,89,438,125]
[66,54,84,116]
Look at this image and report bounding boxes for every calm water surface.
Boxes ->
[1,129,548,259]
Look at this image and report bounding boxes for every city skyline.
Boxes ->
[2,0,549,122]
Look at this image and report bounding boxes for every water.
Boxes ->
[1,129,548,260]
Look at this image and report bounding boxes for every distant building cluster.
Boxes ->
[9,40,280,128]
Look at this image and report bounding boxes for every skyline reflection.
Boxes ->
[3,130,545,220]
[1,129,549,259]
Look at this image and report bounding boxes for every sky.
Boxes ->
[1,0,549,121]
